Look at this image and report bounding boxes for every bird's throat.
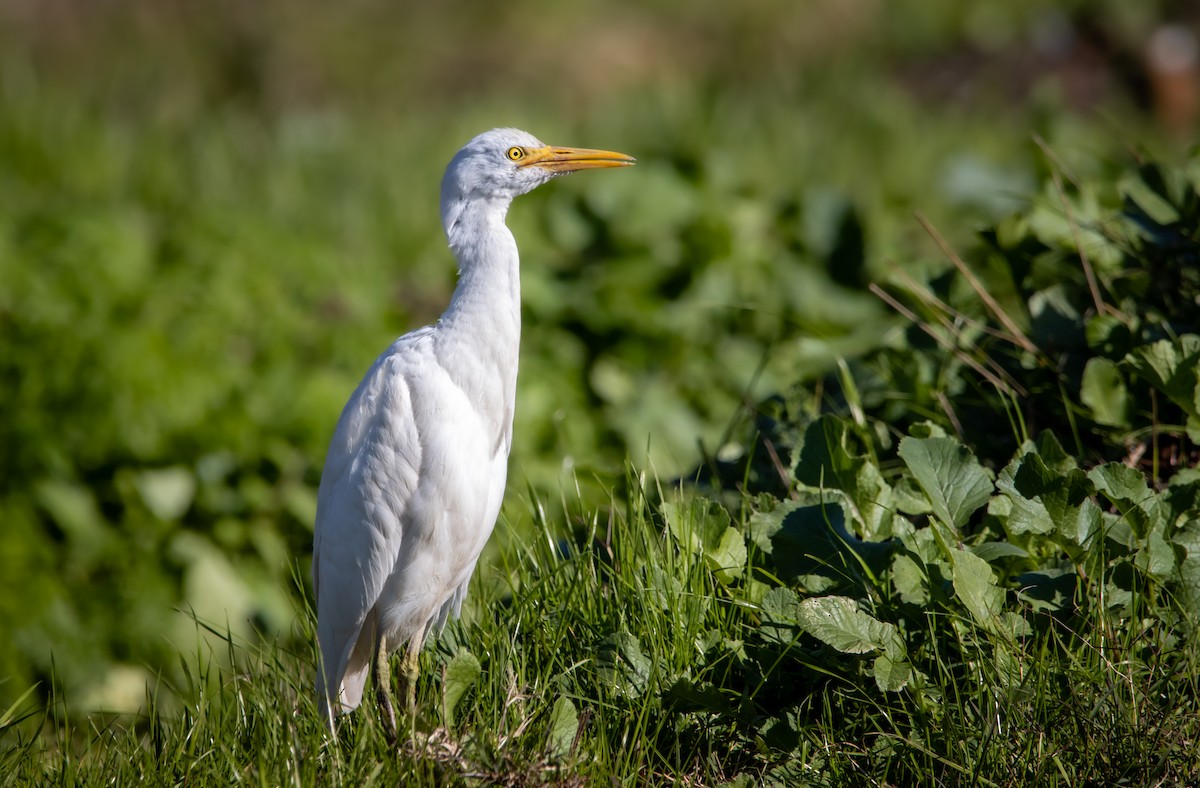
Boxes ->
[437,211,522,437]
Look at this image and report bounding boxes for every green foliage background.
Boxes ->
[1,1,1197,777]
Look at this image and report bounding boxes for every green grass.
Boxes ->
[4,468,1197,785]
[3,1,1200,784]
[1,475,736,784]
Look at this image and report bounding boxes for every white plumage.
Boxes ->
[312,128,633,734]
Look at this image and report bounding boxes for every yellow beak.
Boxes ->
[519,145,636,173]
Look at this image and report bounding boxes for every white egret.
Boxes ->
[312,128,634,738]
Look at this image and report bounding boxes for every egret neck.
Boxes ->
[437,193,521,444]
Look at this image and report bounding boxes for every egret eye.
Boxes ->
[506,146,525,161]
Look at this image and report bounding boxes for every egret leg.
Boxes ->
[399,635,423,713]
[374,632,399,744]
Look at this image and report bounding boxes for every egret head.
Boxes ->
[440,128,634,237]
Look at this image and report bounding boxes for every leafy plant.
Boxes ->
[3,2,1199,783]
[672,149,1200,783]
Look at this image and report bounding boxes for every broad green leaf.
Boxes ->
[760,586,802,622]
[759,587,804,647]
[872,652,912,692]
[667,678,734,719]
[949,548,1004,625]
[1056,497,1104,549]
[1125,335,1200,421]
[893,474,934,516]
[848,459,895,540]
[1088,462,1161,539]
[893,515,940,563]
[897,436,993,529]
[1135,523,1177,580]
[970,541,1028,562]
[597,632,651,698]
[756,715,798,757]
[1121,164,1183,225]
[997,453,1100,546]
[135,467,196,521]
[1080,357,1129,427]
[33,480,110,559]
[1031,431,1077,476]
[792,417,858,491]
[663,496,745,582]
[998,612,1032,638]
[1028,284,1084,349]
[1088,462,1154,507]
[992,647,1024,690]
[993,471,1055,536]
[987,492,1013,520]
[442,650,481,727]
[709,525,748,583]
[907,421,948,439]
[169,533,256,643]
[796,595,898,655]
[545,696,578,761]
[1029,182,1116,265]
[752,499,891,591]
[694,629,723,659]
[1166,468,1200,514]
[1103,514,1137,550]
[1105,560,1137,610]
[663,495,730,552]
[1016,568,1077,614]
[1022,450,1099,525]
[748,505,786,554]
[742,578,772,606]
[763,760,813,788]
[1173,522,1200,610]
[891,553,929,605]
[1086,312,1134,357]
[647,565,685,614]
[793,415,895,538]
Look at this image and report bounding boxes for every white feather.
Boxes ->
[311,127,631,720]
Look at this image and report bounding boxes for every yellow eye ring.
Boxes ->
[506,146,525,161]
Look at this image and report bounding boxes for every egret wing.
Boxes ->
[313,329,433,712]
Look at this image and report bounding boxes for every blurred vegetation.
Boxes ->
[4,153,1200,783]
[0,0,1196,745]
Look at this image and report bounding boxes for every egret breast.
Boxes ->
[374,348,510,643]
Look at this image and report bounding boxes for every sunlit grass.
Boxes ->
[3,461,1197,785]
[2,3,1198,784]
